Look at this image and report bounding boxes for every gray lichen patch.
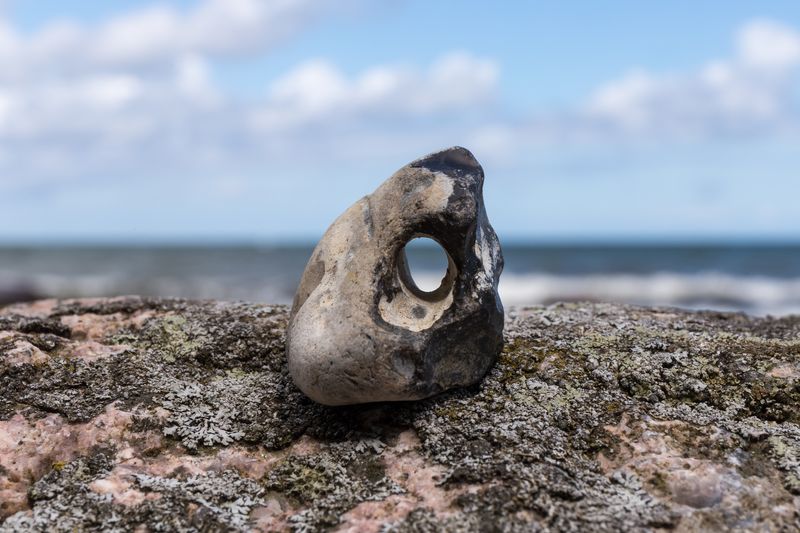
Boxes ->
[158,370,315,450]
[1,298,317,443]
[0,451,268,533]
[1,452,125,533]
[2,298,800,531]
[264,442,403,531]
[133,469,267,530]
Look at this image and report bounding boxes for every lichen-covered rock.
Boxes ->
[287,146,504,405]
[0,297,798,532]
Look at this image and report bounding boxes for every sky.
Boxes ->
[0,0,799,243]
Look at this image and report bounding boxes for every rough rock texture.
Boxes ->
[0,297,798,532]
[287,146,504,405]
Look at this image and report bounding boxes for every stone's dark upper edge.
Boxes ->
[408,146,482,175]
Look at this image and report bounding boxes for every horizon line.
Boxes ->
[1,236,800,248]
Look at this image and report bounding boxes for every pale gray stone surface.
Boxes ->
[287,147,504,405]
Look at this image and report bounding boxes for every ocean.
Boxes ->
[1,244,799,316]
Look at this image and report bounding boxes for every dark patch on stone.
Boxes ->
[17,318,71,339]
[410,145,481,175]
[51,296,183,317]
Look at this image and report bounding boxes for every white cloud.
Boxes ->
[0,0,332,186]
[174,54,220,106]
[738,19,800,69]
[1,9,799,194]
[0,0,324,78]
[251,52,498,130]
[0,0,501,190]
[579,19,800,140]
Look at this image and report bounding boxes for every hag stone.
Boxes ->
[287,146,504,405]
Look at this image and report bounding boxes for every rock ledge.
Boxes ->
[0,297,798,531]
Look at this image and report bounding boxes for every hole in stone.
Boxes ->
[402,237,449,293]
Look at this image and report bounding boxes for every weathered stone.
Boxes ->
[1,298,799,532]
[287,146,504,406]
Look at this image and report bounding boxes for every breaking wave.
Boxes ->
[424,271,800,316]
[2,259,800,316]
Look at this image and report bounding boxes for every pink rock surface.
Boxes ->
[1,297,798,531]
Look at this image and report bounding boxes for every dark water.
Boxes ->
[1,244,799,316]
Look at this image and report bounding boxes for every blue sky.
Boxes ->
[1,0,799,242]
